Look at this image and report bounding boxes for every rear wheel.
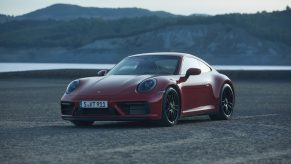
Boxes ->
[209,84,234,120]
[70,120,94,126]
[159,87,181,126]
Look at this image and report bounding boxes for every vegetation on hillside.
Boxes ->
[0,8,290,48]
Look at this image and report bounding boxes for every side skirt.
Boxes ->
[181,105,215,117]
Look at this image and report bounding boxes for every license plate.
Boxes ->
[80,101,108,109]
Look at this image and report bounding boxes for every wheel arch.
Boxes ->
[210,73,235,113]
[222,79,235,105]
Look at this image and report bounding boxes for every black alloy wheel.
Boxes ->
[209,84,234,120]
[160,87,181,126]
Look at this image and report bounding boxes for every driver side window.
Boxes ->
[180,57,200,75]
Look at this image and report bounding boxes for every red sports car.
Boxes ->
[61,52,235,126]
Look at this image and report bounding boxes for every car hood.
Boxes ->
[75,75,154,96]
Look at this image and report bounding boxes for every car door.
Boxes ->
[179,57,213,115]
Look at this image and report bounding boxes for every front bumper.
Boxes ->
[60,92,164,121]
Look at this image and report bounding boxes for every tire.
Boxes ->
[159,87,181,126]
[70,120,94,126]
[209,84,234,120]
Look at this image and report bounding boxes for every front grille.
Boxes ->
[61,102,74,115]
[118,102,149,115]
[76,108,118,116]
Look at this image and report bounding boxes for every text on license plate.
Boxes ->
[80,101,108,108]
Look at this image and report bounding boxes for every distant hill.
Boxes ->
[0,5,290,65]
[17,3,174,20]
[0,14,13,23]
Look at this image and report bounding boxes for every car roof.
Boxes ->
[129,52,194,58]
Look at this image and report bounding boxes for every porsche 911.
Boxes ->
[61,52,235,126]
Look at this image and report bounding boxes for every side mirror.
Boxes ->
[97,70,107,76]
[185,68,201,79]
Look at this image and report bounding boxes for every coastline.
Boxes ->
[0,69,290,80]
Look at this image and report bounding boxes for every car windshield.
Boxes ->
[107,55,180,75]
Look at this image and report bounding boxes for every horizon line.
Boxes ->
[0,3,290,17]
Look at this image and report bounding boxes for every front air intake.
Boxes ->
[61,102,74,115]
[118,102,149,115]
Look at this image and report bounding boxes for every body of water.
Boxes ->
[0,63,291,73]
[0,63,115,73]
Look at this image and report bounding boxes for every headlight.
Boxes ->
[66,80,80,94]
[137,78,157,93]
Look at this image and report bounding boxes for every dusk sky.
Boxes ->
[1,0,290,16]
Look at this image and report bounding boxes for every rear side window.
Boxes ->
[197,60,211,73]
[180,57,211,74]
[180,57,200,75]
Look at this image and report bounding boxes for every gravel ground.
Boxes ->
[0,77,291,164]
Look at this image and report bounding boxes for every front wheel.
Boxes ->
[209,84,234,120]
[70,120,94,126]
[159,87,181,126]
